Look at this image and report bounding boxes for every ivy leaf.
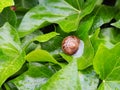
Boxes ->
[33,32,59,42]
[21,30,42,53]
[90,28,105,53]
[65,0,99,18]
[18,0,80,37]
[77,37,94,70]
[40,36,63,54]
[79,67,99,90]
[8,62,54,90]
[0,7,17,27]
[115,0,120,9]
[41,60,81,90]
[93,43,120,90]
[111,20,120,29]
[14,0,38,10]
[0,23,25,86]
[75,14,94,39]
[0,0,14,12]
[64,0,83,10]
[25,49,61,66]
[91,28,120,53]
[90,5,116,33]
[75,14,94,70]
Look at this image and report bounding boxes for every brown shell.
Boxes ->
[62,36,80,55]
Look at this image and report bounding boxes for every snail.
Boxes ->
[62,36,80,55]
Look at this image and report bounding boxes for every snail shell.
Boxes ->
[62,36,80,55]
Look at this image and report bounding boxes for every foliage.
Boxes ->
[0,0,120,90]
[0,0,14,12]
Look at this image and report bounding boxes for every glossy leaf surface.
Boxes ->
[0,23,25,86]
[0,0,14,12]
[41,60,81,90]
[9,62,54,90]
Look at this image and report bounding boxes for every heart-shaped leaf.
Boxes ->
[79,67,99,90]
[18,0,81,37]
[93,43,120,90]
[41,59,81,90]
[90,5,117,33]
[8,62,54,90]
[33,32,59,42]
[0,0,14,12]
[25,49,62,66]
[0,23,25,86]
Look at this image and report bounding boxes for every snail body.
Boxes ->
[62,36,80,55]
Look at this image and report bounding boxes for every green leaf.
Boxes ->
[65,0,100,17]
[0,23,25,86]
[75,14,94,70]
[64,0,83,10]
[79,0,98,19]
[33,32,59,42]
[75,15,94,39]
[0,0,14,12]
[9,62,54,90]
[96,0,103,5]
[15,11,26,28]
[91,28,120,53]
[41,60,81,90]
[111,20,120,29]
[114,0,120,20]
[25,49,60,65]
[79,67,99,90]
[0,7,17,27]
[90,5,116,33]
[14,0,38,10]
[115,0,120,9]
[41,36,63,53]
[60,53,73,62]
[18,0,80,37]
[99,28,120,45]
[77,37,94,70]
[20,30,42,54]
[93,43,120,90]
[90,28,105,53]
